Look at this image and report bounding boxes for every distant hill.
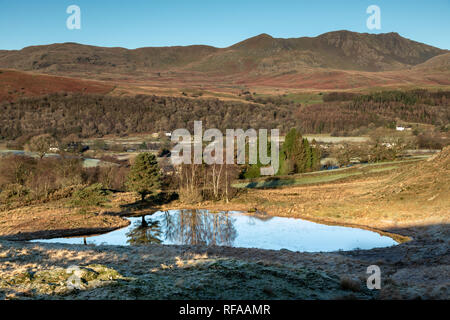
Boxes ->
[413,52,450,72]
[0,43,219,76]
[193,31,447,74]
[0,31,446,78]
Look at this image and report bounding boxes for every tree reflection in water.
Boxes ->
[163,210,237,246]
[126,215,163,245]
[125,210,237,246]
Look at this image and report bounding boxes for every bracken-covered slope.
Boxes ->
[378,146,450,203]
[0,31,446,77]
[0,69,113,102]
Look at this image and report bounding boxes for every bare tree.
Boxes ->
[26,134,58,159]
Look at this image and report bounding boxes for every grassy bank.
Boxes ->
[233,158,422,189]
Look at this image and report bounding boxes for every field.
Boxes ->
[232,159,423,189]
[303,134,370,143]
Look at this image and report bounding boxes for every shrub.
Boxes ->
[68,183,110,208]
[99,166,129,191]
[340,277,362,292]
[241,164,262,179]
[0,155,37,187]
[178,187,203,204]
[0,184,30,204]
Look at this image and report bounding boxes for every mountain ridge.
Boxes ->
[0,30,447,77]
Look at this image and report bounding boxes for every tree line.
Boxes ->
[0,93,297,141]
[0,90,448,145]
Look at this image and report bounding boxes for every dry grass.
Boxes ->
[0,69,112,102]
[0,241,379,300]
[0,198,129,240]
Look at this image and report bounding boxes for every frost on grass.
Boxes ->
[0,264,128,299]
[130,255,375,300]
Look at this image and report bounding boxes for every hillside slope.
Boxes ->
[0,43,219,76]
[413,52,450,72]
[0,69,113,102]
[0,31,446,78]
[192,31,447,74]
[377,147,450,203]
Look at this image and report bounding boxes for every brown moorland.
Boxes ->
[0,69,113,102]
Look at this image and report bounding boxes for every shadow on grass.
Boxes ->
[0,192,180,242]
[244,177,297,189]
[119,192,179,212]
[0,226,129,241]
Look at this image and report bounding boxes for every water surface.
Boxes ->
[32,210,397,252]
[0,149,111,168]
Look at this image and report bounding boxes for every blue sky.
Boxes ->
[0,0,449,50]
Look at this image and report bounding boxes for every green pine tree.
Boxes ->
[279,128,303,175]
[279,128,321,175]
[311,146,321,171]
[126,153,161,201]
[302,138,312,172]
